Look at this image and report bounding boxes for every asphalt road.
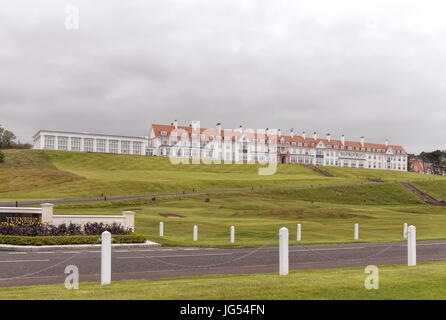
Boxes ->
[0,239,445,287]
[0,182,377,207]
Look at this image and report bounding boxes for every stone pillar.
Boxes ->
[41,203,54,224]
[123,211,135,231]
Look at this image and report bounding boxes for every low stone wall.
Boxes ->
[0,204,135,231]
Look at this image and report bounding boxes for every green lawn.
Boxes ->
[0,149,444,201]
[52,186,446,247]
[1,261,445,299]
[1,149,446,247]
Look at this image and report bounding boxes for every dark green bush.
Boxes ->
[0,150,4,163]
[0,222,131,236]
[0,233,146,246]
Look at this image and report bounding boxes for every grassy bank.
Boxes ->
[0,149,444,201]
[1,261,445,299]
[52,187,446,247]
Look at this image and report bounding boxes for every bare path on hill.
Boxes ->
[0,239,445,287]
[0,181,379,207]
[398,182,446,206]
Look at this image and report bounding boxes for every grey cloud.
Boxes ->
[0,0,445,152]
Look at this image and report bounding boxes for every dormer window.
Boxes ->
[161,131,167,136]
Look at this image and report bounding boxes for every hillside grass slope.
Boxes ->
[0,149,444,201]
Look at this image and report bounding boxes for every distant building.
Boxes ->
[33,122,408,171]
[147,120,408,171]
[33,130,148,155]
[411,159,445,175]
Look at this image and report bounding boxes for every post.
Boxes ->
[122,211,135,231]
[41,203,54,224]
[279,227,289,276]
[403,222,408,239]
[297,224,301,241]
[101,231,111,285]
[408,225,416,266]
[193,225,198,241]
[230,226,235,243]
[159,222,164,237]
[354,223,359,240]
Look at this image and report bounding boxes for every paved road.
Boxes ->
[0,239,445,287]
[0,182,378,207]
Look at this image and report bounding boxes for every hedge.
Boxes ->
[0,233,146,246]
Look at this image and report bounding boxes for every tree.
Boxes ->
[0,125,17,149]
[0,125,31,149]
[0,150,4,163]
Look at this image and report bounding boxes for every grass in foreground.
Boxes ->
[1,261,445,299]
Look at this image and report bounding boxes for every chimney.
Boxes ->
[290,128,294,139]
[191,120,199,131]
[385,138,389,147]
[278,129,281,137]
[173,120,178,129]
[313,131,317,140]
[216,122,222,135]
[302,131,306,140]
[341,134,345,146]
[360,136,364,148]
[266,128,269,136]
[326,133,331,143]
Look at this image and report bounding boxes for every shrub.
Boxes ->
[0,233,146,246]
[0,150,4,163]
[0,222,132,237]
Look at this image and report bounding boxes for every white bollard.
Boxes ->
[297,224,301,242]
[403,223,408,239]
[101,231,111,285]
[354,223,359,240]
[279,227,289,276]
[159,222,164,237]
[408,225,416,266]
[193,225,198,241]
[230,226,235,243]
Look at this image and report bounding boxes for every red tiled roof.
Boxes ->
[151,124,406,154]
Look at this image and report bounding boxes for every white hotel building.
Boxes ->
[33,130,148,155]
[33,121,408,171]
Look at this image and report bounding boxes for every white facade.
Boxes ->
[147,122,408,171]
[33,130,148,156]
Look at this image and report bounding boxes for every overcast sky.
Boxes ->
[1,0,445,153]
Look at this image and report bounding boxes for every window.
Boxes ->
[161,131,167,136]
[71,137,81,151]
[44,135,55,150]
[121,141,130,154]
[133,141,142,155]
[96,139,106,153]
[109,140,119,154]
[84,138,94,152]
[57,136,68,150]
